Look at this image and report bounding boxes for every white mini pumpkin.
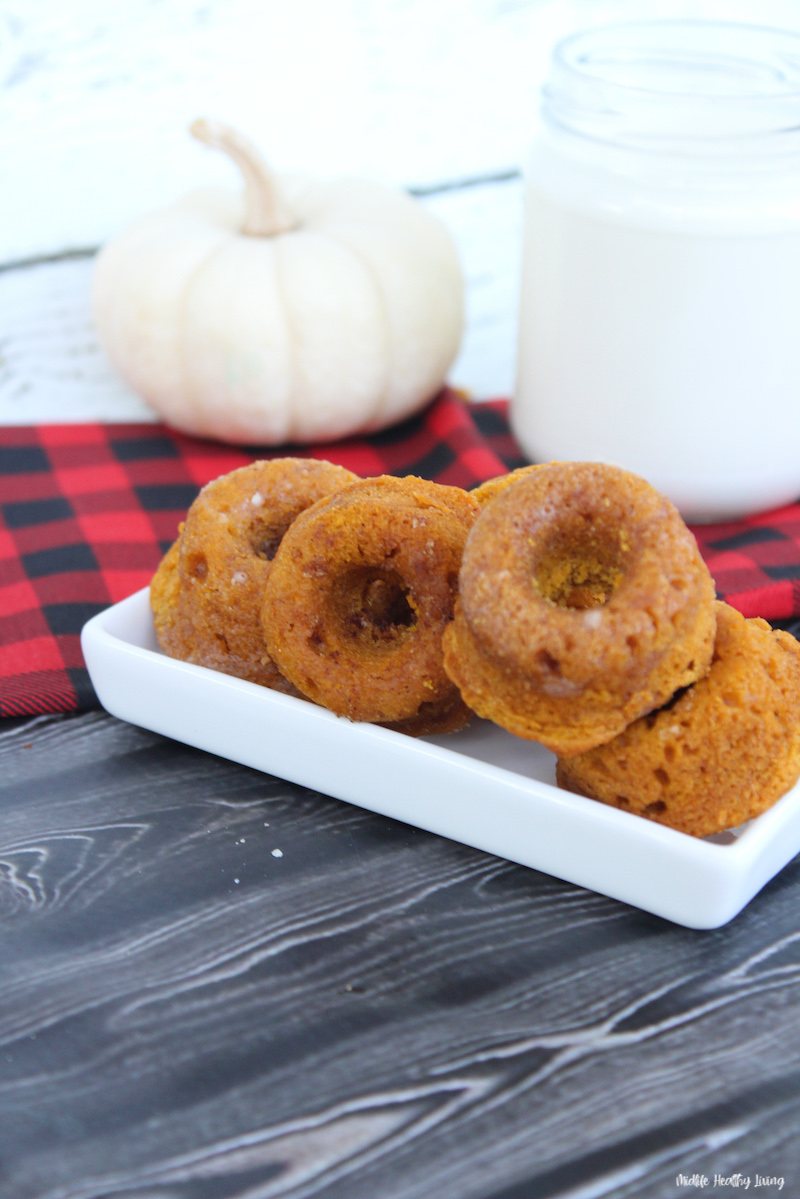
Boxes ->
[93,120,464,444]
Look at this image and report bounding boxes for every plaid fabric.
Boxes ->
[692,513,800,623]
[2,387,799,718]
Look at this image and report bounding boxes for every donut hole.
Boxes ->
[249,517,294,561]
[338,568,417,645]
[532,521,626,609]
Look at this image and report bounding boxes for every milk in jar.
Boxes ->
[514,21,800,520]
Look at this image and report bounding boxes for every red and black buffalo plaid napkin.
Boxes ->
[2,387,800,719]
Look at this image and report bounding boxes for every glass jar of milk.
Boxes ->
[514,21,800,521]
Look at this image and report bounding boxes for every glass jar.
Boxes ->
[513,21,800,520]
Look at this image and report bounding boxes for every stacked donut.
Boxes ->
[443,461,800,838]
[150,457,800,838]
[151,458,479,736]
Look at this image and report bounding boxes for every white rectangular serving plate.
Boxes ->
[82,588,800,929]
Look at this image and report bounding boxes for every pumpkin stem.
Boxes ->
[190,118,294,237]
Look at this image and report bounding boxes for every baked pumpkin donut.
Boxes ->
[151,458,357,690]
[443,462,717,756]
[261,475,479,731]
[557,602,800,838]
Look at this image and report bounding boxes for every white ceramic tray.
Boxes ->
[82,588,800,930]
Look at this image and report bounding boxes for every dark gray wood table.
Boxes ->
[2,709,799,1199]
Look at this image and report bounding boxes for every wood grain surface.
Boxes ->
[2,711,800,1198]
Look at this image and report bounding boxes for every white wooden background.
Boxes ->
[3,0,800,425]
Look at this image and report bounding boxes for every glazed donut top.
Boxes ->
[459,461,716,696]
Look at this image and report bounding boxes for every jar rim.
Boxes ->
[553,20,800,102]
[544,20,800,157]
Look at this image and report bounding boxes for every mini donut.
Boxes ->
[557,602,800,838]
[150,458,357,690]
[261,475,480,731]
[443,462,717,756]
